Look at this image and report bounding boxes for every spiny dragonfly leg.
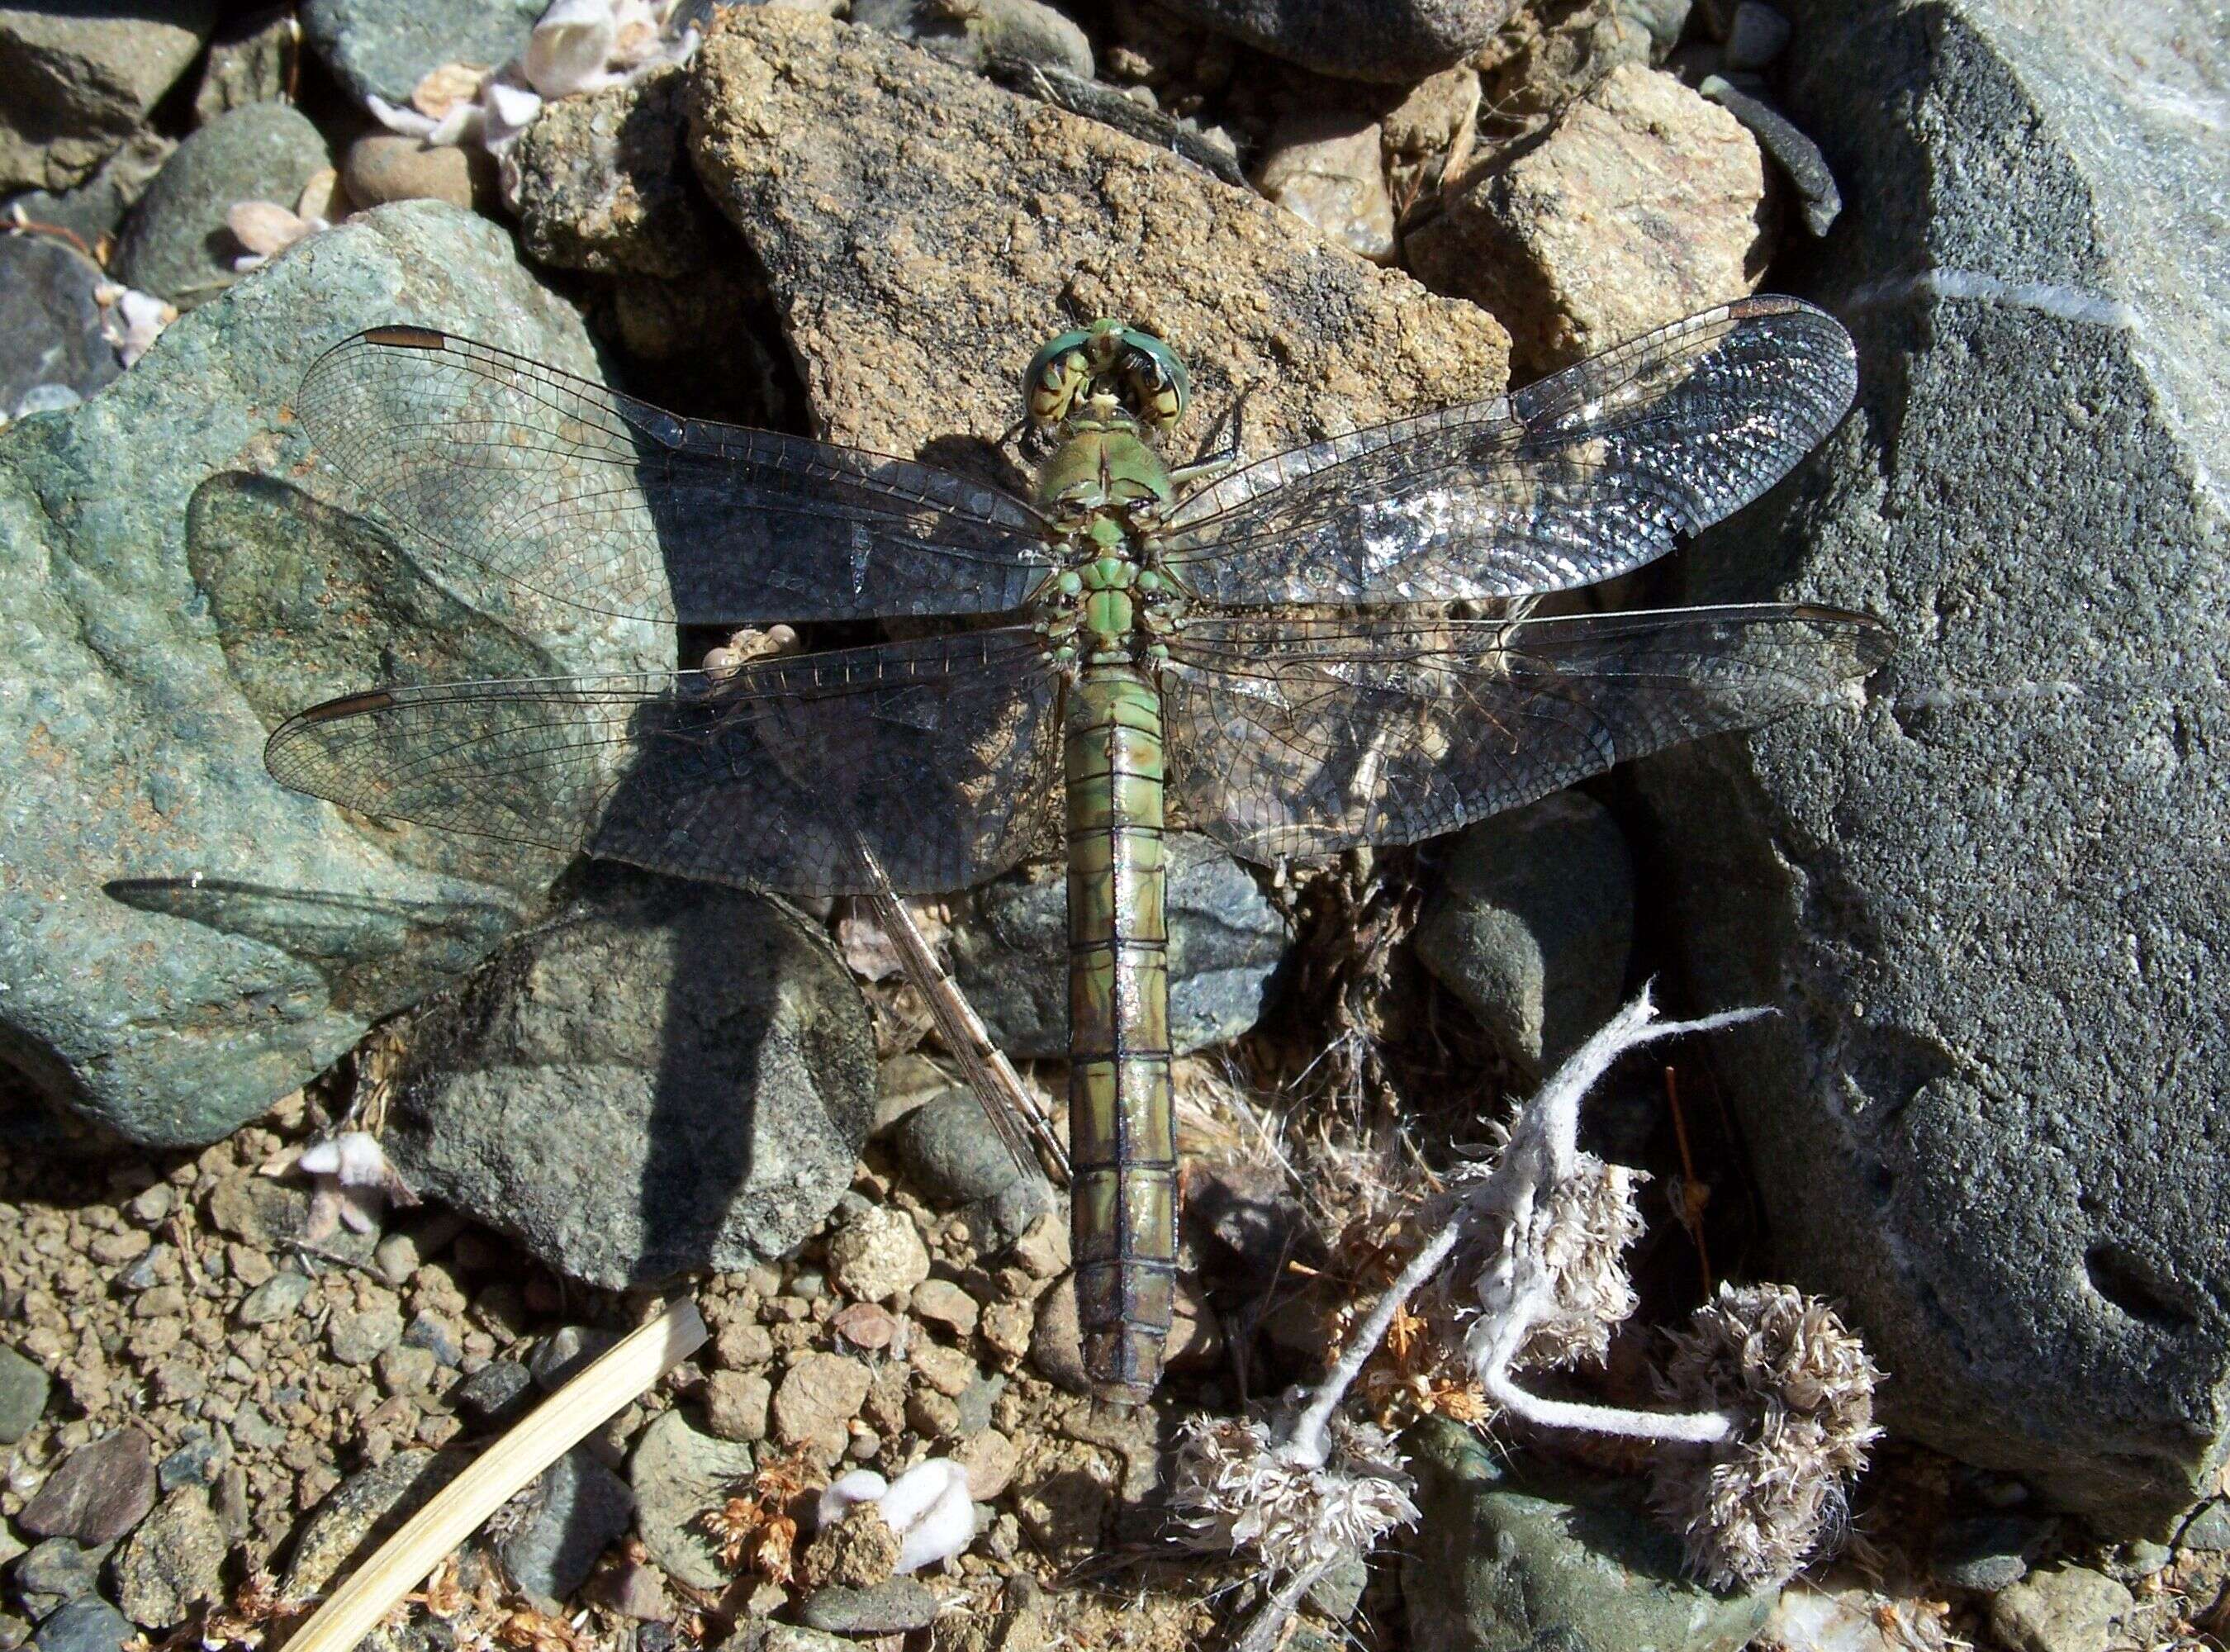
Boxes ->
[1168,383,1257,487]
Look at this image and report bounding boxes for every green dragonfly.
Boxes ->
[264,297,1886,1403]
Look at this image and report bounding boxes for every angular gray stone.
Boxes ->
[949,834,1289,1059]
[112,102,330,311]
[12,1540,105,1619]
[1402,1418,1779,1652]
[301,0,545,107]
[0,4,216,192]
[0,201,658,1146]
[1151,0,1517,83]
[0,237,116,416]
[1930,1514,2052,1591]
[452,1359,534,1424]
[0,1345,50,1443]
[382,869,876,1289]
[29,1596,132,1652]
[1413,790,1635,1078]
[629,1407,757,1591]
[496,1449,633,1606]
[1635,0,2230,1534]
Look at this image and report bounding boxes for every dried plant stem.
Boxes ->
[1285,1221,1463,1469]
[1233,1559,1336,1652]
[283,1296,707,1652]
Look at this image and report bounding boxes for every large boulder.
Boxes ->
[1635,0,2228,1532]
[0,202,665,1145]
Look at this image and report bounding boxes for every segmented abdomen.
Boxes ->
[1064,665,1175,1403]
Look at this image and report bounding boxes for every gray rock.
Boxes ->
[194,6,302,122]
[328,1300,405,1366]
[19,1431,154,1548]
[112,102,330,311]
[301,0,545,107]
[1635,0,2230,1534]
[629,1407,757,1591]
[496,1449,633,1606]
[1402,1418,1779,1652]
[383,870,876,1289]
[1305,1551,1368,1621]
[0,5,216,192]
[1698,75,1842,237]
[513,64,711,277]
[891,1089,1029,1203]
[0,201,652,1147]
[529,1327,618,1390]
[0,1346,50,1443]
[401,1310,463,1367]
[235,1271,312,1327]
[452,1359,534,1424]
[1,130,174,249]
[798,1579,941,1635]
[112,1488,225,1628]
[1721,1,1790,69]
[852,0,1093,79]
[1931,1514,2052,1591]
[28,1596,132,1652]
[1413,791,1635,1078]
[155,1431,226,1493]
[282,1450,467,1600]
[2180,1499,2230,1551]
[949,834,1289,1059]
[1990,1565,2133,1652]
[0,238,116,415]
[1150,0,1516,82]
[12,1540,105,1619]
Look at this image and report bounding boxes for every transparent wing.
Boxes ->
[1160,605,1889,862]
[1162,297,1856,605]
[266,630,1065,896]
[294,327,1056,625]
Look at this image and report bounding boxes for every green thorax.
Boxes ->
[1032,402,1182,665]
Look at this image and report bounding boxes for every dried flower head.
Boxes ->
[1649,1283,1885,1588]
[1513,1151,1646,1371]
[1168,1414,1418,1578]
[703,1448,818,1583]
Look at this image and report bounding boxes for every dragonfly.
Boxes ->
[263,296,1886,1404]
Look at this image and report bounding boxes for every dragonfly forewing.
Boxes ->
[1160,605,1889,862]
[1160,297,1856,607]
[294,327,1057,626]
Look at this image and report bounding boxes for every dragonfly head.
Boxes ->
[1023,320,1190,434]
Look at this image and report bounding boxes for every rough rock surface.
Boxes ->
[1151,0,1519,83]
[301,0,544,107]
[683,10,1511,462]
[382,869,877,1289]
[514,64,713,277]
[629,1407,757,1591]
[1409,62,1768,373]
[0,236,118,415]
[1635,0,2230,1531]
[112,102,332,311]
[1404,1419,1779,1652]
[0,4,216,192]
[0,201,658,1146]
[949,834,1291,1059]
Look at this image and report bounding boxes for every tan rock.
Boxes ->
[1409,62,1768,373]
[340,133,486,211]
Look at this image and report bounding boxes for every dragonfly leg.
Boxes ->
[1167,384,1256,486]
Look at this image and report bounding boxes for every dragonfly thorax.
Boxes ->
[1031,420,1184,668]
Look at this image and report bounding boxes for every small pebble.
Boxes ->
[401,1310,463,1367]
[1722,0,1791,70]
[714,1320,776,1370]
[235,1271,311,1327]
[126,1185,174,1227]
[328,1302,405,1366]
[156,1431,226,1493]
[831,1303,899,1352]
[909,1280,980,1339]
[909,1341,978,1400]
[13,1539,106,1617]
[0,1346,52,1444]
[601,1559,671,1621]
[531,1327,618,1390]
[451,1360,534,1425]
[771,1354,873,1460]
[29,1595,133,1652]
[799,1578,942,1635]
[826,1208,931,1303]
[704,1371,771,1443]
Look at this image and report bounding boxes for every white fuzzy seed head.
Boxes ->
[1649,1283,1885,1588]
[1168,1416,1418,1578]
[1516,1152,1647,1372]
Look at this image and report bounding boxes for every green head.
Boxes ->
[1023,320,1190,433]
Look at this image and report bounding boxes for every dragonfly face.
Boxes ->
[266,297,1889,1404]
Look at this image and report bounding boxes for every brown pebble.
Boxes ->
[340,132,487,210]
[714,1320,774,1370]
[831,1302,899,1352]
[19,1428,155,1545]
[909,1279,980,1339]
